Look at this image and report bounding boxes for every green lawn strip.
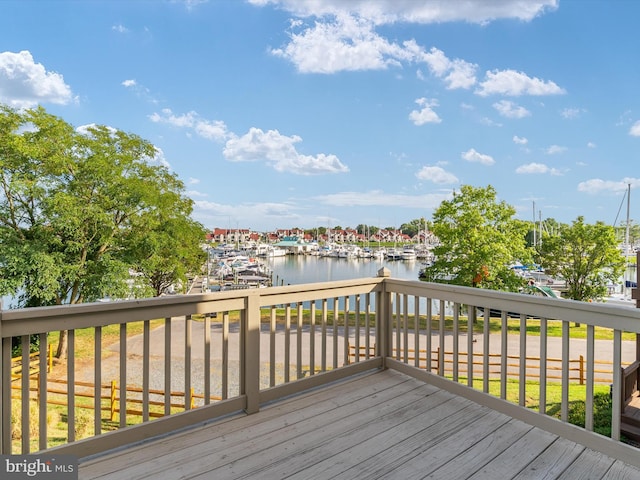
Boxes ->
[454,376,613,437]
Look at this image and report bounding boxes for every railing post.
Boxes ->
[0,305,4,455]
[243,291,261,414]
[377,268,392,368]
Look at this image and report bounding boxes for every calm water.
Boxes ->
[265,255,423,286]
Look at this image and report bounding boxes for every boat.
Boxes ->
[385,248,403,261]
[256,245,287,257]
[401,245,417,261]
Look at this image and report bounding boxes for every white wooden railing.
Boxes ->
[2,268,640,462]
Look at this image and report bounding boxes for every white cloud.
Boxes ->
[415,166,459,184]
[513,135,528,145]
[577,178,640,194]
[561,107,583,119]
[149,108,230,141]
[0,50,74,108]
[187,190,208,198]
[314,190,451,209]
[461,148,495,166]
[188,177,200,185]
[629,120,640,137]
[270,15,408,74]
[412,45,477,90]
[587,142,596,148]
[409,97,441,125]
[479,117,502,127]
[249,1,558,25]
[476,69,565,97]
[194,199,303,225]
[223,127,349,175]
[545,145,567,155]
[515,162,561,175]
[493,100,531,119]
[112,24,128,33]
[122,79,158,104]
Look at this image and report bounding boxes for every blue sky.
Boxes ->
[1,0,639,232]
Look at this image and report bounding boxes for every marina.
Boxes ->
[206,245,426,290]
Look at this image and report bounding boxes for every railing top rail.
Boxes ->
[2,276,639,337]
[385,278,640,334]
[0,277,386,338]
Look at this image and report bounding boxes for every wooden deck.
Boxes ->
[80,369,640,480]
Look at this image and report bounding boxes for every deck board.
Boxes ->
[79,369,640,480]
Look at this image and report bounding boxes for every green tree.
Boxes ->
[126,215,207,297]
[423,185,532,291]
[537,216,624,302]
[0,105,204,356]
[400,217,432,239]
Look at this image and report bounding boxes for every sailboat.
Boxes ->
[606,183,636,307]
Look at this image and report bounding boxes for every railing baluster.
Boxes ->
[354,295,360,363]
[297,303,303,379]
[365,294,371,360]
[222,312,229,399]
[21,335,30,453]
[310,301,316,374]
[94,327,102,436]
[414,297,420,368]
[467,305,474,388]
[119,323,126,428]
[452,304,459,381]
[438,300,445,376]
[270,306,276,386]
[426,298,432,372]
[500,311,508,400]
[403,294,408,363]
[204,314,211,405]
[612,329,622,441]
[185,315,192,410]
[519,314,527,407]
[482,308,489,394]
[321,299,328,371]
[561,320,570,421]
[332,298,338,369]
[585,324,595,431]
[539,317,547,413]
[164,317,172,417]
[143,320,150,420]
[68,329,76,443]
[39,332,48,449]
[284,304,291,383]
[395,293,401,361]
[344,296,350,366]
[1,336,10,454]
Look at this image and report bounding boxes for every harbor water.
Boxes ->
[265,254,422,286]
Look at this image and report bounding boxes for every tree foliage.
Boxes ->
[400,217,431,238]
[422,185,532,291]
[0,105,205,308]
[537,216,624,301]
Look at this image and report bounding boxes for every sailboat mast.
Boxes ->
[626,183,631,256]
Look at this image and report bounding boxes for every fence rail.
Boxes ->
[349,344,632,385]
[2,271,640,461]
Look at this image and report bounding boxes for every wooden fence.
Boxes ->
[10,345,53,379]
[349,344,629,385]
[10,376,221,422]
